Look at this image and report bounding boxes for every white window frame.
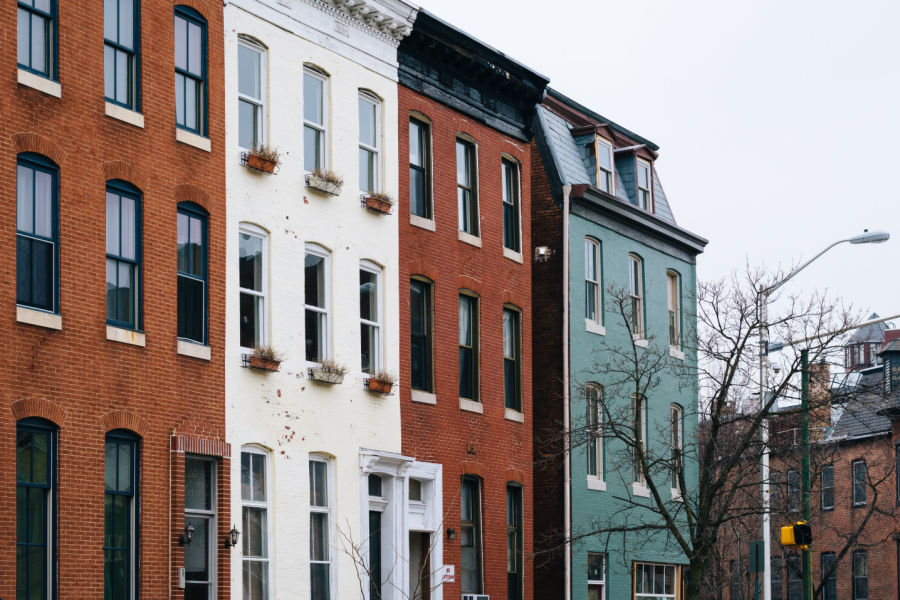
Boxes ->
[303,65,328,172]
[637,159,653,212]
[667,270,682,354]
[501,155,522,254]
[584,238,604,334]
[309,454,334,600]
[241,445,272,600]
[239,224,268,350]
[358,90,381,193]
[455,135,480,238]
[595,137,614,194]
[670,404,683,500]
[237,37,265,150]
[408,113,433,225]
[587,552,606,600]
[628,254,645,340]
[304,243,331,365]
[633,562,678,599]
[184,456,218,599]
[632,395,648,491]
[359,260,383,375]
[586,384,605,491]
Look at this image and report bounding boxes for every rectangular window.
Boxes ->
[729,559,742,600]
[628,254,644,338]
[506,485,523,600]
[852,550,868,600]
[787,469,800,513]
[458,294,479,400]
[503,308,521,411]
[670,405,682,491]
[409,117,431,219]
[587,553,605,600]
[184,457,216,598]
[634,563,677,599]
[360,262,381,374]
[16,419,56,600]
[242,450,269,600]
[853,460,867,507]
[821,465,834,510]
[16,155,57,312]
[787,554,801,600]
[410,279,433,392]
[584,239,601,325]
[633,397,647,485]
[502,158,520,252]
[587,385,603,479]
[896,445,900,505]
[177,204,208,344]
[309,457,331,600]
[771,557,782,600]
[174,7,207,135]
[303,67,327,172]
[305,245,330,363]
[456,139,478,235]
[359,92,380,193]
[460,477,483,594]
[239,227,266,349]
[17,0,55,78]
[771,471,782,513]
[637,159,652,211]
[238,39,265,150]
[106,183,141,330]
[105,432,138,600]
[104,0,139,109]
[667,271,681,348]
[369,509,382,600]
[595,137,613,194]
[821,552,836,600]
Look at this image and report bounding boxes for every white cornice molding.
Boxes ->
[305,0,415,44]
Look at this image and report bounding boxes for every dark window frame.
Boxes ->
[105,180,143,331]
[771,556,782,600]
[177,202,208,344]
[852,459,867,507]
[460,475,483,594]
[506,483,523,600]
[456,138,478,236]
[503,307,521,412]
[174,5,208,136]
[821,464,834,510]
[787,554,801,600]
[821,552,836,600]
[105,429,140,600]
[786,469,800,513]
[16,153,59,313]
[458,292,479,401]
[852,549,868,600]
[17,0,57,79]
[409,277,433,393]
[586,384,603,480]
[409,116,432,220]
[501,157,521,252]
[104,0,141,110]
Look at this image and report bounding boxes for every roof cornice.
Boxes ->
[312,0,417,42]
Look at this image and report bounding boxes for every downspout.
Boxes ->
[562,184,572,600]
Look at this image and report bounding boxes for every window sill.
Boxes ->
[633,337,649,349]
[17,306,62,330]
[504,407,524,423]
[459,398,483,414]
[17,69,61,98]
[457,230,482,248]
[105,102,144,128]
[585,319,606,336]
[632,482,650,498]
[671,488,683,502]
[503,247,523,264]
[411,389,437,404]
[177,339,211,360]
[409,214,435,231]
[106,325,146,347]
[587,476,607,491]
[669,347,685,361]
[176,128,211,152]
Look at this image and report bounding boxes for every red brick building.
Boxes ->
[396,10,548,600]
[1,1,228,598]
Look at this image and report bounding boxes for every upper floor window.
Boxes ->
[410,278,433,392]
[587,552,606,599]
[238,38,265,150]
[105,429,139,600]
[239,225,267,348]
[637,159,652,211]
[409,117,432,219]
[586,384,603,480]
[309,455,332,600]
[105,0,139,109]
[359,261,382,374]
[17,418,57,600]
[787,469,800,512]
[303,66,327,172]
[635,563,676,599]
[177,203,208,344]
[16,153,58,313]
[174,6,207,135]
[595,137,613,194]
[821,552,836,600]
[17,0,56,79]
[821,464,834,510]
[852,550,868,600]
[852,459,867,507]
[503,307,521,411]
[584,238,602,326]
[670,404,683,491]
[459,293,479,401]
[667,270,681,348]
[106,181,142,330]
[305,244,330,363]
[502,158,521,252]
[628,254,644,338]
[242,447,270,600]
[632,396,647,485]
[787,554,801,600]
[456,138,479,236]
[506,484,523,600]
[358,91,380,193]
[460,476,483,594]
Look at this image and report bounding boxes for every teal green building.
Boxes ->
[531,89,707,600]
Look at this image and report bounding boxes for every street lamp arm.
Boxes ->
[762,238,851,297]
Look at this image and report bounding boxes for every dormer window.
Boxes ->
[595,137,613,194]
[637,159,652,211]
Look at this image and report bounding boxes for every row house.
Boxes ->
[2,0,229,598]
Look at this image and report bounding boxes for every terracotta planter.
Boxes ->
[246,153,277,174]
[306,174,342,196]
[363,195,393,215]
[309,368,345,384]
[367,378,393,394]
[248,355,280,371]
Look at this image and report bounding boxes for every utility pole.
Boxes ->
[800,349,811,600]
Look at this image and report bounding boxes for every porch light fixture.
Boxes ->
[446,528,456,540]
[224,525,241,549]
[179,523,195,546]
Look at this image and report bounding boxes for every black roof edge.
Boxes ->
[547,87,660,152]
[531,109,565,207]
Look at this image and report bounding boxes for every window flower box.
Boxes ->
[306,169,344,196]
[308,360,347,385]
[361,193,394,215]
[365,370,396,395]
[241,146,281,174]
[242,345,283,372]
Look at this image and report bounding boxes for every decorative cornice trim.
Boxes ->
[303,0,413,45]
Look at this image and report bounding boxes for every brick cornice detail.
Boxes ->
[175,0,219,21]
[502,290,525,311]
[457,275,482,295]
[100,410,149,437]
[170,435,230,459]
[461,460,485,478]
[10,398,66,426]
[12,132,66,166]
[505,468,527,485]
[408,260,437,282]
[101,160,149,191]
[174,183,213,214]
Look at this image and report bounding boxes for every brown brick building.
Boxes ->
[396,10,548,600]
[1,1,228,598]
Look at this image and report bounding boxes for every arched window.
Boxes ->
[670,404,683,493]
[17,0,57,79]
[309,453,333,600]
[410,277,433,393]
[239,224,268,348]
[106,180,142,330]
[632,396,647,485]
[667,270,681,349]
[459,292,480,401]
[105,429,140,599]
[460,476,483,594]
[174,6,207,135]
[409,114,432,220]
[506,483,524,600]
[584,238,602,327]
[105,0,140,110]
[359,260,382,374]
[16,153,59,313]
[628,253,644,338]
[241,445,271,599]
[503,306,521,412]
[586,384,604,481]
[456,135,478,236]
[358,90,381,193]
[501,156,521,253]
[238,36,266,150]
[177,202,208,344]
[305,243,331,363]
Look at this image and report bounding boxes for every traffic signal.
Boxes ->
[780,521,812,548]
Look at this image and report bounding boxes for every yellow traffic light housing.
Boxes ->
[780,521,812,549]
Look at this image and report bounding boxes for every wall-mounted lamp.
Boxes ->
[533,246,554,263]
[224,525,241,549]
[446,528,457,540]
[179,524,195,546]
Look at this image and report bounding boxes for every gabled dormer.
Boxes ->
[881,331,900,394]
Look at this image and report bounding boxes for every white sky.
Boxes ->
[417,0,900,319]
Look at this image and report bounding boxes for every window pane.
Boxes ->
[185,460,211,510]
[459,296,472,346]
[106,259,117,321]
[239,233,263,292]
[305,253,325,308]
[104,44,115,99]
[31,16,46,75]
[119,0,133,48]
[240,292,262,348]
[360,148,375,192]
[120,195,135,260]
[189,216,203,275]
[117,443,132,492]
[185,77,198,130]
[17,9,29,68]
[175,73,185,125]
[410,168,426,218]
[177,212,189,272]
[310,513,329,561]
[174,16,187,70]
[117,261,134,325]
[239,99,257,149]
[188,22,201,76]
[305,310,326,363]
[184,517,209,579]
[238,44,260,99]
[309,461,327,506]
[597,141,611,171]
[456,141,469,185]
[252,453,265,500]
[178,275,204,341]
[303,72,323,124]
[242,506,266,557]
[359,269,377,322]
[359,96,376,147]
[115,49,131,105]
[410,120,422,166]
[106,192,120,255]
[304,126,321,172]
[17,165,34,234]
[310,563,330,600]
[35,170,53,236]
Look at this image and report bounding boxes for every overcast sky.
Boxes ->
[417,0,900,321]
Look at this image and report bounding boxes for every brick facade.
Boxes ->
[0,1,229,597]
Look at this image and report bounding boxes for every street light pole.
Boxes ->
[801,349,811,600]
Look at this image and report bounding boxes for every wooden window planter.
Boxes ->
[365,377,393,395]
[306,174,342,196]
[361,194,393,215]
[308,367,345,384]
[242,353,281,372]
[241,151,278,174]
